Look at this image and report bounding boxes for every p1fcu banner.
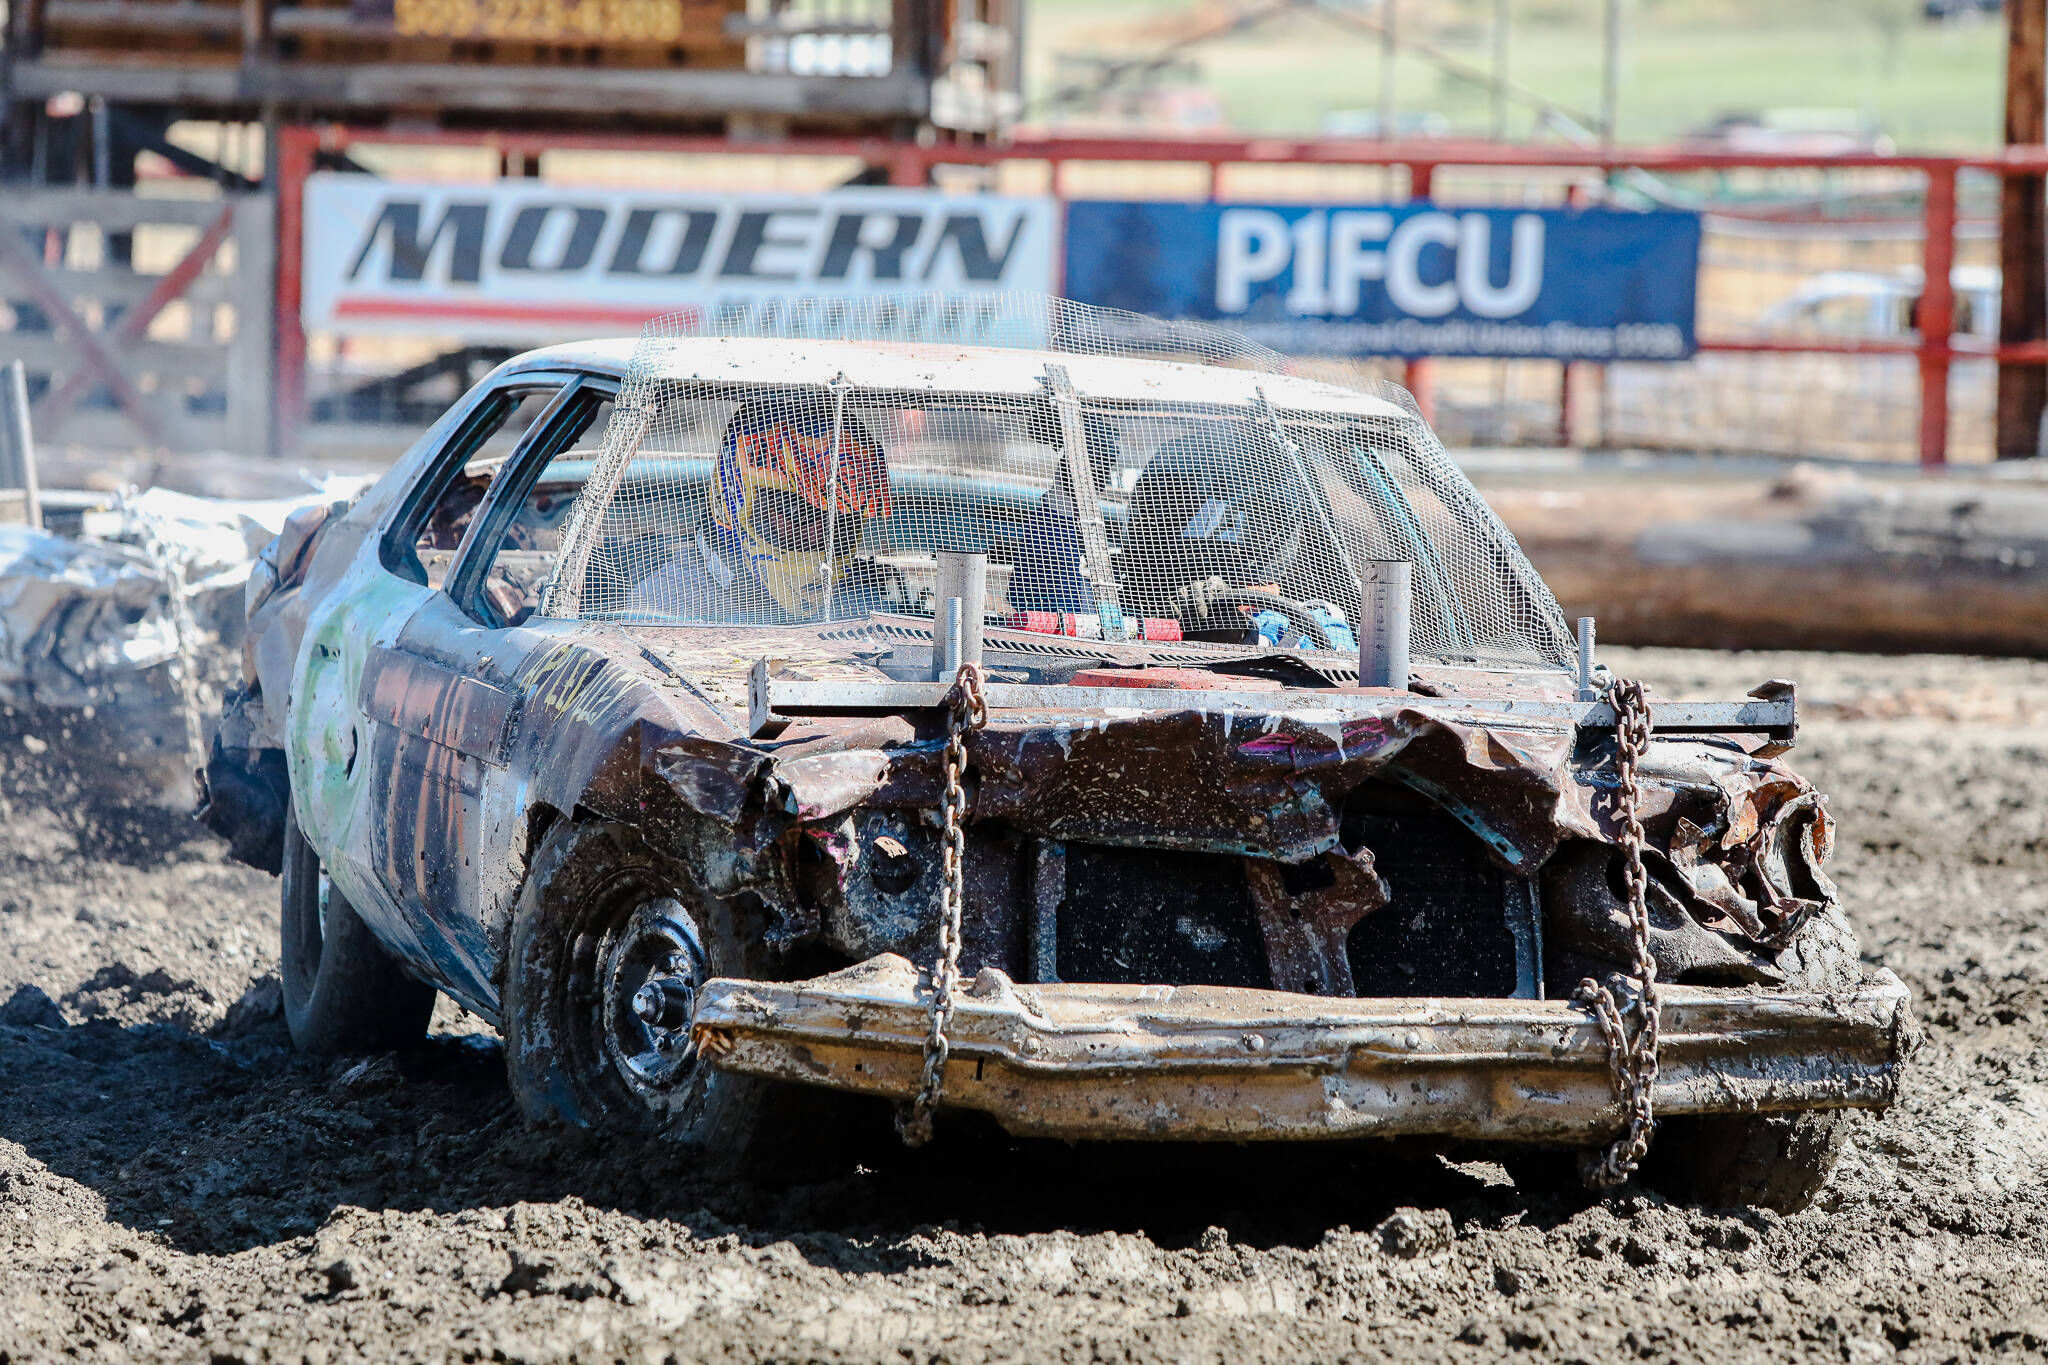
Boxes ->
[302,174,1060,343]
[1062,200,1701,361]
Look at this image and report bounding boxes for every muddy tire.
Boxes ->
[1643,907,1864,1213]
[279,802,435,1054]
[502,820,787,1155]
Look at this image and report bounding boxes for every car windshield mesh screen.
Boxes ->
[539,293,1574,671]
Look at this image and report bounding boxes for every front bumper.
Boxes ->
[691,955,1914,1143]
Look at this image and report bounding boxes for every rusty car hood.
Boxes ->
[592,621,1832,975]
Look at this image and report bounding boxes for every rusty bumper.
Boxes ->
[690,955,1913,1143]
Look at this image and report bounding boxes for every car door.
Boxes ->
[289,371,579,1011]
[352,375,617,1014]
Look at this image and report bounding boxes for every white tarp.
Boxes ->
[301,175,1060,344]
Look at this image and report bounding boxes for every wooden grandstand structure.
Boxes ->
[0,0,1019,147]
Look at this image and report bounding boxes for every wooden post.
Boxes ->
[1999,0,2047,460]
[0,360,41,528]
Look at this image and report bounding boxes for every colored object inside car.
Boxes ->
[1002,610,1183,642]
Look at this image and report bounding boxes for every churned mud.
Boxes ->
[2,649,2046,1364]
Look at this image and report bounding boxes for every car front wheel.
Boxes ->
[1643,906,1867,1212]
[502,820,790,1155]
[279,801,435,1053]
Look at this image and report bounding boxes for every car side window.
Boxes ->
[468,393,616,626]
[383,382,567,589]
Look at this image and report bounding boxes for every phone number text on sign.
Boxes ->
[390,0,686,41]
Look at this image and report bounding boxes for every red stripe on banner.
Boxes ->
[332,297,698,328]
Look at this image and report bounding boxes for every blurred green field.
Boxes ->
[1026,0,2005,150]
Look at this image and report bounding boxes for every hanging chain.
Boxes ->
[898,662,988,1147]
[1575,676,1663,1189]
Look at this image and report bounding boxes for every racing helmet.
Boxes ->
[710,397,891,618]
[1123,426,1305,606]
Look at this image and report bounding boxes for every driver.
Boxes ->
[1122,428,1356,651]
[625,397,894,622]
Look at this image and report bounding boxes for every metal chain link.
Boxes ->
[898,661,988,1147]
[1575,676,1664,1189]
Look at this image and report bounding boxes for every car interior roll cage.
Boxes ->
[372,361,1570,671]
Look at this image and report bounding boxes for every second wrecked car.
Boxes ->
[203,298,1911,1210]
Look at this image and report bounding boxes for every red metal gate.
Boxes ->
[272,125,2048,465]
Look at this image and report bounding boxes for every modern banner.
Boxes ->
[303,175,1060,342]
[1062,200,1701,361]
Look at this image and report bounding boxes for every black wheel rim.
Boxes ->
[600,897,708,1091]
[555,872,710,1108]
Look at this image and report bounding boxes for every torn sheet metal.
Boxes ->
[1,478,371,807]
[0,525,182,706]
[0,480,370,711]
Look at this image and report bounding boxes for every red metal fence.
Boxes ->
[271,126,2048,465]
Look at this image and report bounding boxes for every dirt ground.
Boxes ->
[2,647,2045,1364]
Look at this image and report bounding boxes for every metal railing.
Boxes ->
[270,127,2048,466]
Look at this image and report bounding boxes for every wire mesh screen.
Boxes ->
[540,293,1575,671]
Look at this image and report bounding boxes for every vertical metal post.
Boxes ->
[1379,0,1398,140]
[1600,0,1622,146]
[90,95,109,188]
[1491,0,1510,142]
[818,376,850,622]
[0,360,41,527]
[241,0,272,56]
[1999,0,2048,459]
[1042,364,1123,637]
[1920,166,1957,467]
[1559,182,1586,448]
[940,597,964,678]
[1558,361,1576,447]
[1358,561,1412,691]
[1594,356,1612,449]
[934,549,986,677]
[1576,616,1598,701]
[1404,161,1437,425]
[271,123,317,458]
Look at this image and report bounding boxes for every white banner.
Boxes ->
[302,174,1059,343]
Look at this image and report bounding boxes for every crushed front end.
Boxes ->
[670,650,1913,1143]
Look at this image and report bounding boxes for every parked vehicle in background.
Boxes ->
[1760,265,2000,343]
[1683,109,1895,157]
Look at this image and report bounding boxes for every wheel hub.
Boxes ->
[631,975,696,1031]
[600,898,707,1090]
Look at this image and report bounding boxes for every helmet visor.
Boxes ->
[750,486,835,553]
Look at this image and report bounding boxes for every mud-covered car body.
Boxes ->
[206,327,1911,1168]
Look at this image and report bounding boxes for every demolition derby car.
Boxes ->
[202,301,1912,1209]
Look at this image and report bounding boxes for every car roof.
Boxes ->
[508,336,1412,421]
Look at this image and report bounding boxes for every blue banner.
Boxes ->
[1062,200,1701,361]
